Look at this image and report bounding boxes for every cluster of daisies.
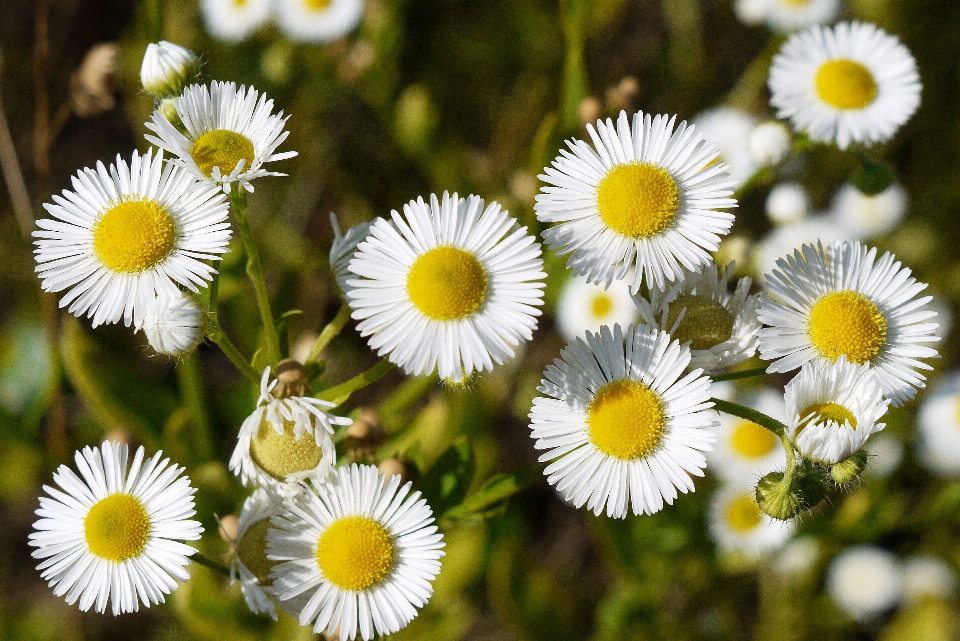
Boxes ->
[201,0,365,43]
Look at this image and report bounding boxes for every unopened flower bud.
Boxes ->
[794,462,829,510]
[272,358,311,399]
[158,98,184,130]
[378,457,411,485]
[755,471,802,521]
[831,449,869,485]
[138,290,204,356]
[217,514,239,544]
[140,41,200,99]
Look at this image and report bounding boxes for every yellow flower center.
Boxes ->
[725,494,763,532]
[233,0,247,6]
[590,293,613,318]
[84,493,151,562]
[190,129,256,178]
[815,59,878,111]
[783,0,809,6]
[236,518,275,586]
[596,162,680,239]
[249,416,326,480]
[305,0,332,9]
[91,198,177,274]
[406,246,488,321]
[316,516,395,591]
[799,402,857,431]
[666,294,735,351]
[730,419,778,459]
[587,379,666,460]
[807,290,887,364]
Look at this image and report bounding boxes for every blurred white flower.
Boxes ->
[555,275,638,343]
[693,107,759,189]
[902,554,957,604]
[766,182,809,226]
[827,546,903,621]
[916,370,960,476]
[830,182,908,239]
[275,0,365,43]
[749,120,792,167]
[709,483,795,560]
[200,0,271,42]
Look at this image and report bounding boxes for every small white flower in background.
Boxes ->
[752,216,847,283]
[138,290,204,356]
[267,464,445,640]
[140,41,200,99]
[773,536,820,576]
[783,356,889,465]
[862,432,903,478]
[749,120,792,167]
[692,107,758,189]
[902,554,958,604]
[916,370,960,476]
[927,295,953,342]
[768,21,922,150]
[555,275,638,343]
[765,182,809,226]
[145,81,297,193]
[709,388,786,483]
[827,546,903,621]
[29,441,202,614]
[275,0,365,43]
[200,0,271,42]
[708,483,795,560]
[830,182,908,239]
[765,0,839,32]
[633,261,762,373]
[734,0,770,26]
[329,213,374,298]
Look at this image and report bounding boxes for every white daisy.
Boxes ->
[138,290,204,356]
[709,387,786,483]
[267,464,445,640]
[748,120,792,167]
[783,357,889,465]
[28,440,202,615]
[765,0,839,32]
[692,107,758,189]
[145,81,297,193]
[633,261,762,373]
[827,546,903,621]
[758,240,939,406]
[862,432,903,478]
[529,324,717,518]
[555,274,638,343]
[140,41,200,99]
[347,192,546,383]
[773,536,821,575]
[916,371,960,476]
[708,483,794,560]
[902,554,957,604]
[275,0,365,43]
[33,148,231,328]
[534,110,737,292]
[733,0,770,26]
[751,215,848,283]
[229,367,350,493]
[329,213,374,299]
[830,182,908,240]
[768,21,922,150]
[200,0,271,42]
[766,182,809,226]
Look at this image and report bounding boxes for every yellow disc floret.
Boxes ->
[305,0,331,8]
[316,516,395,591]
[730,419,778,459]
[249,416,325,480]
[799,401,857,430]
[407,246,488,321]
[236,519,275,586]
[92,198,177,273]
[590,293,613,318]
[588,379,666,460]
[808,290,887,364]
[596,162,680,239]
[666,294,735,351]
[84,493,151,562]
[725,494,763,532]
[190,129,256,178]
[815,59,878,110]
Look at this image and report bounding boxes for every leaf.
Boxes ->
[420,436,474,517]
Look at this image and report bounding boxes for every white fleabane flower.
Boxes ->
[783,357,889,464]
[692,107,758,189]
[709,483,794,560]
[535,110,737,292]
[200,0,271,42]
[827,546,903,621]
[758,240,939,406]
[29,441,202,615]
[229,367,350,493]
[749,120,792,167]
[275,0,365,43]
[916,371,960,476]
[145,81,297,193]
[347,192,546,383]
[830,182,907,240]
[329,213,374,298]
[267,464,445,640]
[138,290,204,356]
[709,388,786,483]
[768,22,922,150]
[555,275,638,343]
[752,216,847,283]
[765,0,839,32]
[862,432,903,478]
[33,148,231,328]
[766,182,809,226]
[140,41,200,99]
[633,261,762,373]
[902,555,957,604]
[529,324,717,518]
[734,0,770,25]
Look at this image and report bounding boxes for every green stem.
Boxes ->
[205,317,260,384]
[379,374,436,425]
[230,186,281,367]
[191,551,231,577]
[710,366,768,383]
[176,352,213,461]
[710,398,788,436]
[317,359,395,407]
[780,431,797,482]
[559,0,588,132]
[306,304,352,365]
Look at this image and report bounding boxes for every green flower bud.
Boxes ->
[830,449,869,485]
[140,41,200,99]
[755,471,802,521]
[794,461,829,511]
[851,156,894,196]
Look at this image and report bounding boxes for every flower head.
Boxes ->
[709,483,795,560]
[200,0,271,42]
[329,213,374,299]
[827,546,903,621]
[138,290,204,356]
[555,275,638,343]
[140,41,200,99]
[275,0,365,43]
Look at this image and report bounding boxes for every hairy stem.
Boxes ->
[710,366,768,383]
[191,551,231,577]
[205,317,260,384]
[710,398,788,436]
[317,359,395,407]
[306,304,352,365]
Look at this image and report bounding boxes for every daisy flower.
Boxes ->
[529,324,717,518]
[347,192,546,383]
[827,546,903,621]
[229,367,350,493]
[28,440,202,615]
[267,464,445,640]
[916,371,960,476]
[765,0,839,32]
[708,483,794,560]
[145,81,297,193]
[33,148,231,328]
[200,0,271,42]
[138,290,204,356]
[534,110,737,292]
[329,213,374,299]
[633,261,762,373]
[555,274,638,343]
[758,240,939,406]
[768,21,922,150]
[709,388,786,483]
[275,0,365,43]
[692,107,758,189]
[783,357,889,464]
[902,554,957,604]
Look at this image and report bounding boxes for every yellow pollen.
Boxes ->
[730,419,778,459]
[596,162,680,239]
[406,246,488,321]
[590,293,613,318]
[249,417,325,481]
[808,290,887,364]
[305,0,332,9]
[588,379,666,460]
[236,519,275,586]
[666,294,735,351]
[815,59,878,110]
[190,129,256,178]
[84,493,151,562]
[91,198,176,274]
[799,402,857,431]
[316,516,395,591]
[725,494,763,532]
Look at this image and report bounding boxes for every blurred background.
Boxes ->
[2,0,960,639]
